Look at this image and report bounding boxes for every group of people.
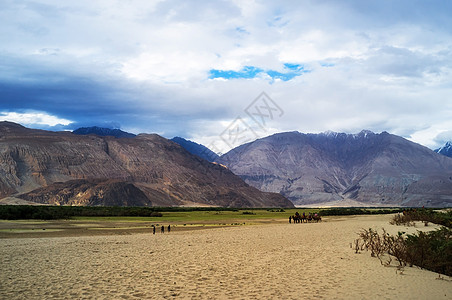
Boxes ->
[152,224,171,234]
[289,212,321,223]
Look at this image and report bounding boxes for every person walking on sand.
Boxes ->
[289,215,292,223]
[168,224,171,233]
[153,225,156,235]
[161,225,164,234]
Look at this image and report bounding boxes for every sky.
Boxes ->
[1,0,452,154]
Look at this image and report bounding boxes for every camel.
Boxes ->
[290,212,321,223]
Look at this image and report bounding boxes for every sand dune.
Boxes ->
[1,214,451,299]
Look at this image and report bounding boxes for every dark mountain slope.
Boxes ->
[171,137,219,162]
[73,126,136,138]
[20,179,152,206]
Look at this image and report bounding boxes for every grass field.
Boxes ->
[0,207,407,239]
[71,208,319,222]
[0,208,322,238]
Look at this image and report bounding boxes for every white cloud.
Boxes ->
[0,111,73,127]
[1,0,452,150]
[433,131,452,146]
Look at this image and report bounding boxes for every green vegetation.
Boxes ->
[136,208,315,223]
[354,209,452,277]
[355,227,452,277]
[319,207,403,216]
[405,227,452,276]
[0,205,163,220]
[0,205,437,223]
[0,205,317,221]
[390,208,452,228]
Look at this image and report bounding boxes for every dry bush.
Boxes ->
[384,231,408,267]
[390,213,415,227]
[357,228,407,266]
[354,227,452,276]
[351,239,365,254]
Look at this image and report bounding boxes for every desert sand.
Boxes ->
[1,214,451,299]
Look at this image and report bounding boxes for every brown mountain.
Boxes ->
[19,179,152,206]
[0,122,292,208]
[218,131,452,207]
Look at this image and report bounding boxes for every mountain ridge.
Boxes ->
[72,126,136,138]
[218,130,452,207]
[0,122,292,208]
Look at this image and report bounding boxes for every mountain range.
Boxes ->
[0,122,292,207]
[435,141,452,158]
[218,130,452,207]
[2,122,451,208]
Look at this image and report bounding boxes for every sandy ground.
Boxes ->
[1,214,451,299]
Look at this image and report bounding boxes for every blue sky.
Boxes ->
[209,64,308,81]
[1,0,452,152]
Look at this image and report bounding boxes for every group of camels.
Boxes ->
[290,212,322,223]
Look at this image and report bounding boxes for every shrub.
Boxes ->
[267,209,285,212]
[0,205,164,219]
[405,227,452,276]
[391,208,452,228]
[320,208,403,216]
[390,213,415,226]
[354,227,452,276]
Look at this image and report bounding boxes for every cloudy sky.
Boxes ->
[1,0,451,153]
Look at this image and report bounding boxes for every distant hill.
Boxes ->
[0,122,292,208]
[218,130,452,207]
[171,137,219,162]
[435,141,452,158]
[73,126,136,138]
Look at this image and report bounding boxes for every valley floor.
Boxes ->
[1,215,451,299]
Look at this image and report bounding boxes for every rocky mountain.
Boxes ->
[171,137,219,162]
[0,122,292,208]
[435,141,452,158]
[73,126,136,138]
[218,130,452,207]
[20,179,152,206]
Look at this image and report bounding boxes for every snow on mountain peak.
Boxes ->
[435,141,452,158]
[320,130,375,139]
